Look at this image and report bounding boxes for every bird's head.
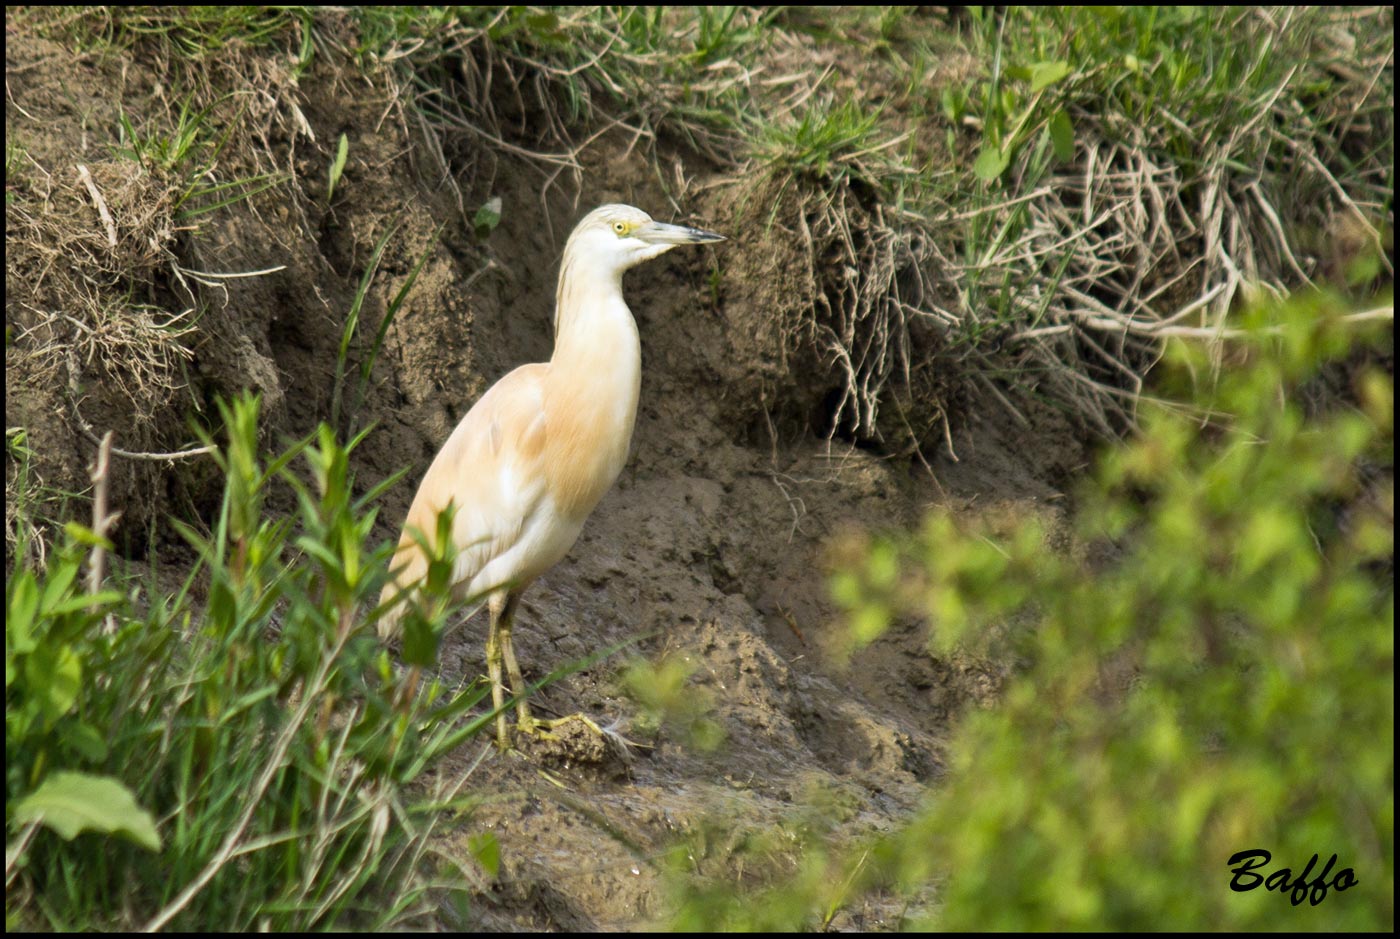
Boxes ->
[565,204,725,276]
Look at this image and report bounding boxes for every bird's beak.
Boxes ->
[638,220,726,245]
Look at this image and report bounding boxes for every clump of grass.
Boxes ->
[726,83,950,451]
[18,5,314,69]
[7,6,305,534]
[6,394,492,930]
[7,150,197,451]
[4,428,78,574]
[114,93,286,222]
[932,6,1393,434]
[751,98,885,185]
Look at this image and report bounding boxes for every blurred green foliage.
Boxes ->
[620,653,725,752]
[665,777,875,931]
[828,291,1393,929]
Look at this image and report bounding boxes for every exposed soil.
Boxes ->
[5,22,1091,929]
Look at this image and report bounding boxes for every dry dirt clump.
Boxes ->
[5,9,1092,930]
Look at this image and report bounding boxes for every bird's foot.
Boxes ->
[516,712,638,762]
[518,711,601,738]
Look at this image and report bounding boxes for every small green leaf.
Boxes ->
[39,555,80,613]
[62,522,112,551]
[469,831,501,877]
[327,132,349,203]
[7,573,40,659]
[940,86,965,124]
[45,590,123,617]
[25,642,82,722]
[13,771,161,851]
[400,607,442,668]
[473,196,502,241]
[67,721,110,762]
[973,145,1011,181]
[1029,60,1072,93]
[1049,110,1075,161]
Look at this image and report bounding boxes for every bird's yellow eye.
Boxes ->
[612,221,628,235]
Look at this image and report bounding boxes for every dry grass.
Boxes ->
[5,9,307,454]
[7,152,196,430]
[811,6,1394,445]
[763,179,951,453]
[320,5,1393,464]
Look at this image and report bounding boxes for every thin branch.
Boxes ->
[87,431,120,635]
[76,164,118,249]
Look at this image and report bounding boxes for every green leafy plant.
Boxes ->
[6,524,147,856]
[114,94,286,219]
[6,394,489,930]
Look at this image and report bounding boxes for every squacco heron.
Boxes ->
[379,204,724,750]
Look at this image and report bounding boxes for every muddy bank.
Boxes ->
[5,18,1089,928]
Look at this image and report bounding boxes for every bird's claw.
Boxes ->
[517,711,601,739]
[516,712,638,761]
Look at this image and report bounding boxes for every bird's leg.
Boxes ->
[486,591,511,750]
[494,590,625,753]
[498,595,633,752]
[496,591,536,734]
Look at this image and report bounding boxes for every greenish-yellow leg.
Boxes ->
[497,592,535,733]
[486,591,510,750]
[491,592,615,750]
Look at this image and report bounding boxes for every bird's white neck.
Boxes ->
[543,255,642,514]
[552,254,640,358]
